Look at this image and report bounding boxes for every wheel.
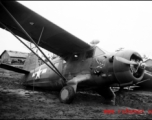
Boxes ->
[59,85,75,104]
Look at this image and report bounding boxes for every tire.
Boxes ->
[59,85,75,104]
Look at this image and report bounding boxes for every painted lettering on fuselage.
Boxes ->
[32,67,47,79]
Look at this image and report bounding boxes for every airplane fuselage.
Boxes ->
[22,46,113,90]
[21,46,145,92]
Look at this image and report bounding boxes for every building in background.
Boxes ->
[144,59,152,73]
[0,50,28,68]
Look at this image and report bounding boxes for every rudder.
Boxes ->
[23,52,39,71]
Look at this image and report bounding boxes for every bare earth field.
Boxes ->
[0,72,152,119]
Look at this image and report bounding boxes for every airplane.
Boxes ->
[0,1,152,105]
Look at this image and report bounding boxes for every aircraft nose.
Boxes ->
[113,50,144,87]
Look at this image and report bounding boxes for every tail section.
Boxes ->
[23,52,39,71]
[0,52,39,74]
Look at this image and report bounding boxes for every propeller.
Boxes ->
[115,56,147,73]
[115,56,138,65]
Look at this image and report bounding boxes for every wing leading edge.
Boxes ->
[0,1,91,58]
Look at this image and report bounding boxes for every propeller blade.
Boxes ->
[115,56,138,65]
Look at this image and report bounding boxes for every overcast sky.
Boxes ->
[1,1,152,58]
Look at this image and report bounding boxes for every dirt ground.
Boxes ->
[0,72,152,119]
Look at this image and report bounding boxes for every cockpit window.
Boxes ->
[94,47,105,56]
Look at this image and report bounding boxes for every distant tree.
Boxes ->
[115,48,124,52]
[51,54,58,59]
[142,54,149,60]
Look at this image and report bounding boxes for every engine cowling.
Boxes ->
[113,50,144,87]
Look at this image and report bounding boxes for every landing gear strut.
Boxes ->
[59,85,75,104]
[96,87,116,105]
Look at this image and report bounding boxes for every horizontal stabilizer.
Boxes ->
[0,63,29,74]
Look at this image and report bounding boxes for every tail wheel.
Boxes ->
[59,85,75,104]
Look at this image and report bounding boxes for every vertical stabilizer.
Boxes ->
[23,52,39,71]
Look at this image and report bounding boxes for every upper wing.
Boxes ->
[0,1,91,58]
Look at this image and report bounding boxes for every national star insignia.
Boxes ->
[32,67,47,79]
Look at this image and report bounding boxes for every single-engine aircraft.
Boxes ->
[0,1,152,105]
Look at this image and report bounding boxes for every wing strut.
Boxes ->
[0,2,66,81]
[37,27,44,45]
[0,21,64,80]
[31,27,44,52]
